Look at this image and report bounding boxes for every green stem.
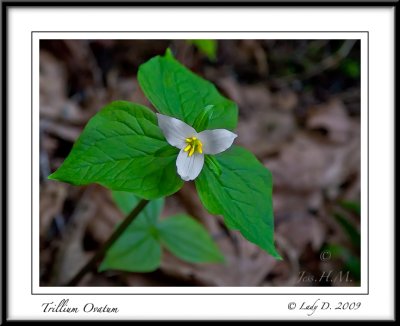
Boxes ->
[65,199,150,286]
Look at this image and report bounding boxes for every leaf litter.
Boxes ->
[40,40,361,286]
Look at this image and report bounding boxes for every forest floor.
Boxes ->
[40,39,361,287]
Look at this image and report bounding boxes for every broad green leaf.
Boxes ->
[192,104,214,132]
[48,101,183,199]
[157,214,224,263]
[112,191,164,223]
[102,192,224,272]
[112,191,143,215]
[188,39,218,61]
[99,229,161,273]
[204,155,222,176]
[100,192,164,273]
[137,49,238,132]
[195,146,281,259]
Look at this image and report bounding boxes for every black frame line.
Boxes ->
[1,1,399,6]
[31,31,369,296]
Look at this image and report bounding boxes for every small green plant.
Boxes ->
[322,200,361,282]
[49,49,280,284]
[187,39,218,61]
[101,191,223,272]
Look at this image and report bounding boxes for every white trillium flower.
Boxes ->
[157,113,237,181]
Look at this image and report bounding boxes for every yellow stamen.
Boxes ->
[184,136,203,157]
[189,146,195,157]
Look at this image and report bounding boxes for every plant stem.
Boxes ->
[65,199,150,286]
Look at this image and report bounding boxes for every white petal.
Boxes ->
[176,149,204,181]
[157,113,196,149]
[198,129,237,155]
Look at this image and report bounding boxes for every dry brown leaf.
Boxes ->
[50,187,98,285]
[237,109,297,157]
[307,99,354,144]
[277,216,326,253]
[272,89,299,112]
[266,132,360,194]
[39,181,68,239]
[41,120,82,142]
[49,185,121,285]
[85,187,123,245]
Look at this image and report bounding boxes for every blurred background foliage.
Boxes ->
[40,39,361,286]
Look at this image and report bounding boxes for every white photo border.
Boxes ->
[5,6,395,320]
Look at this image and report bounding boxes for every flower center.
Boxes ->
[184,136,203,157]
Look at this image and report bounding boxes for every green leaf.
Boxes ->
[195,146,281,259]
[339,200,361,216]
[323,244,360,281]
[188,39,218,61]
[192,104,214,132]
[102,193,224,272]
[112,191,164,222]
[99,229,161,273]
[137,50,238,132]
[334,213,360,249]
[340,58,360,79]
[99,192,164,273]
[48,101,183,199]
[204,155,222,176]
[157,214,224,263]
[112,190,164,224]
